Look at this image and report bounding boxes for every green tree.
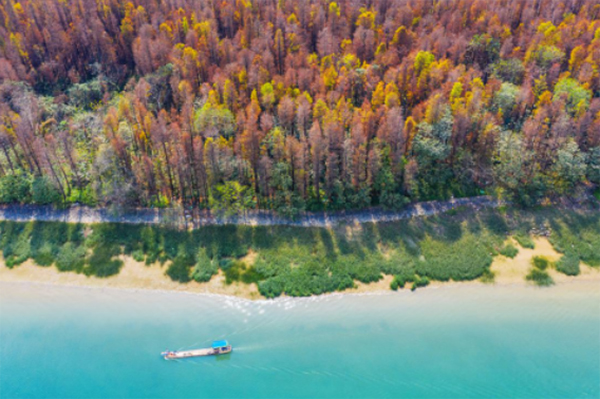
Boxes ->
[553,77,592,116]
[270,162,305,217]
[32,176,62,205]
[493,132,544,206]
[466,35,500,71]
[210,181,255,217]
[531,45,565,70]
[0,173,31,204]
[587,147,600,184]
[194,103,236,138]
[374,146,407,209]
[493,83,519,125]
[411,106,453,199]
[191,248,218,282]
[260,82,276,110]
[493,58,525,85]
[549,139,586,195]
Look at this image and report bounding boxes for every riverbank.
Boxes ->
[0,204,598,299]
[2,235,598,300]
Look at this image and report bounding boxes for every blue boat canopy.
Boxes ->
[212,340,229,348]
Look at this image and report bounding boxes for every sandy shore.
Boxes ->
[1,237,598,299]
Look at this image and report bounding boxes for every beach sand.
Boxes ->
[1,237,598,299]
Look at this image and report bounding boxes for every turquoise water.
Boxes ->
[1,282,599,399]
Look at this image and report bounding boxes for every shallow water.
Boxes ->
[1,282,599,398]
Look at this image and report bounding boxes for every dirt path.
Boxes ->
[0,196,504,228]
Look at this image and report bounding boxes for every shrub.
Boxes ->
[67,79,103,109]
[480,268,495,283]
[4,233,31,268]
[32,176,62,205]
[191,248,218,283]
[548,213,600,267]
[555,253,580,276]
[514,233,535,249]
[241,266,265,284]
[258,278,285,298]
[0,173,31,204]
[390,276,405,290]
[498,243,518,258]
[410,275,430,291]
[85,244,123,277]
[131,250,145,262]
[531,256,550,270]
[417,234,495,281]
[55,243,86,272]
[166,256,192,283]
[32,242,57,266]
[391,274,418,290]
[219,258,234,270]
[526,268,554,286]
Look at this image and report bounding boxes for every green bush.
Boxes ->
[390,276,405,290]
[498,243,518,258]
[55,243,86,272]
[32,242,57,266]
[219,258,234,270]
[85,244,123,277]
[166,256,192,283]
[548,213,600,267]
[191,248,218,283]
[410,275,430,291]
[526,267,554,286]
[67,79,103,109]
[4,234,31,268]
[224,261,265,285]
[555,253,580,276]
[531,256,550,270]
[480,268,495,283]
[514,233,535,249]
[32,176,62,205]
[131,249,145,262]
[0,173,31,204]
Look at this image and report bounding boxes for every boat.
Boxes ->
[161,340,232,360]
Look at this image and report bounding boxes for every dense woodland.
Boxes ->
[0,0,599,215]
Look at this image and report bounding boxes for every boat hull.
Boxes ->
[162,346,232,359]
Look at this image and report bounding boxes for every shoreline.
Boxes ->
[2,237,598,300]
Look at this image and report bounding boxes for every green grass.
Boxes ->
[547,211,600,267]
[0,206,598,297]
[514,232,535,249]
[480,268,495,283]
[498,243,519,258]
[531,256,550,270]
[555,252,580,276]
[526,267,554,286]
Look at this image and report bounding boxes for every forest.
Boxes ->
[0,0,599,215]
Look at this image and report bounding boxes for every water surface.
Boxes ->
[1,282,598,398]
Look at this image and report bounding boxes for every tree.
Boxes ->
[32,176,61,204]
[587,147,600,185]
[549,139,587,195]
[493,132,543,206]
[553,77,592,116]
[210,181,255,217]
[0,173,31,204]
[411,105,454,199]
